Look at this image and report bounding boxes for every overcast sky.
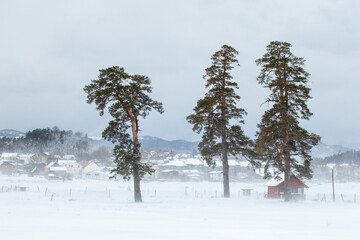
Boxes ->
[0,0,359,148]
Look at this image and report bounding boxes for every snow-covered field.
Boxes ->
[0,176,359,240]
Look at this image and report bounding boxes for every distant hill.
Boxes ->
[90,136,198,153]
[2,128,354,156]
[92,136,355,156]
[0,128,94,155]
[139,136,198,153]
[323,149,360,164]
[311,142,353,159]
[0,129,25,138]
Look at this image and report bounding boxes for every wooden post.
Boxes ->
[332,169,335,202]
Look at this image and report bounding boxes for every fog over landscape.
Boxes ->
[1,1,360,240]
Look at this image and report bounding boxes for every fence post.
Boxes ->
[332,169,335,202]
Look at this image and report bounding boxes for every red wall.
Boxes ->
[267,176,307,198]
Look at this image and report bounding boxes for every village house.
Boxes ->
[17,154,34,164]
[58,160,82,176]
[62,155,76,160]
[1,153,19,161]
[158,160,186,180]
[82,161,101,173]
[0,161,17,175]
[32,153,51,163]
[82,161,101,177]
[266,174,308,199]
[44,161,68,180]
[182,169,200,181]
[28,163,46,177]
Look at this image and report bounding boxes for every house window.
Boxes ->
[296,187,303,193]
[280,186,284,193]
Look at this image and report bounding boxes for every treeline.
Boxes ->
[0,127,94,156]
[323,150,360,165]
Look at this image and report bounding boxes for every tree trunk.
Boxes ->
[284,153,292,202]
[128,110,142,203]
[133,163,142,202]
[222,134,230,198]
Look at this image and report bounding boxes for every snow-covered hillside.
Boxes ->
[311,142,354,158]
[0,129,25,138]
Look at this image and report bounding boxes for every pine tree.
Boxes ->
[187,45,251,197]
[84,66,164,202]
[254,41,320,201]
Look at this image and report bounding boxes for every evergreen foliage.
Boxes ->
[0,127,91,155]
[187,45,251,197]
[254,41,320,201]
[84,66,163,202]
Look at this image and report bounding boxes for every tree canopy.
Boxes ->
[187,45,251,197]
[84,66,164,202]
[254,41,320,201]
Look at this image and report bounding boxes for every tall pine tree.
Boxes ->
[84,66,164,202]
[254,41,320,201]
[187,45,251,197]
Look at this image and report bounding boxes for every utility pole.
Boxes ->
[332,169,335,202]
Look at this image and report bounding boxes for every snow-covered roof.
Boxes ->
[161,169,180,173]
[58,160,77,165]
[182,169,199,173]
[62,155,76,160]
[266,176,284,186]
[183,158,203,165]
[18,154,35,158]
[17,154,34,164]
[83,161,99,169]
[266,174,308,188]
[1,153,18,158]
[0,161,15,166]
[46,161,56,168]
[210,159,247,167]
[164,160,186,167]
[49,166,67,171]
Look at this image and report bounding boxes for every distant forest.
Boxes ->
[0,127,111,159]
[323,150,360,164]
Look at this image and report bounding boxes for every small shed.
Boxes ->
[266,174,308,199]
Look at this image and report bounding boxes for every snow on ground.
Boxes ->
[0,176,359,240]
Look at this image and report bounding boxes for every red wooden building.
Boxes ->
[266,175,308,199]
